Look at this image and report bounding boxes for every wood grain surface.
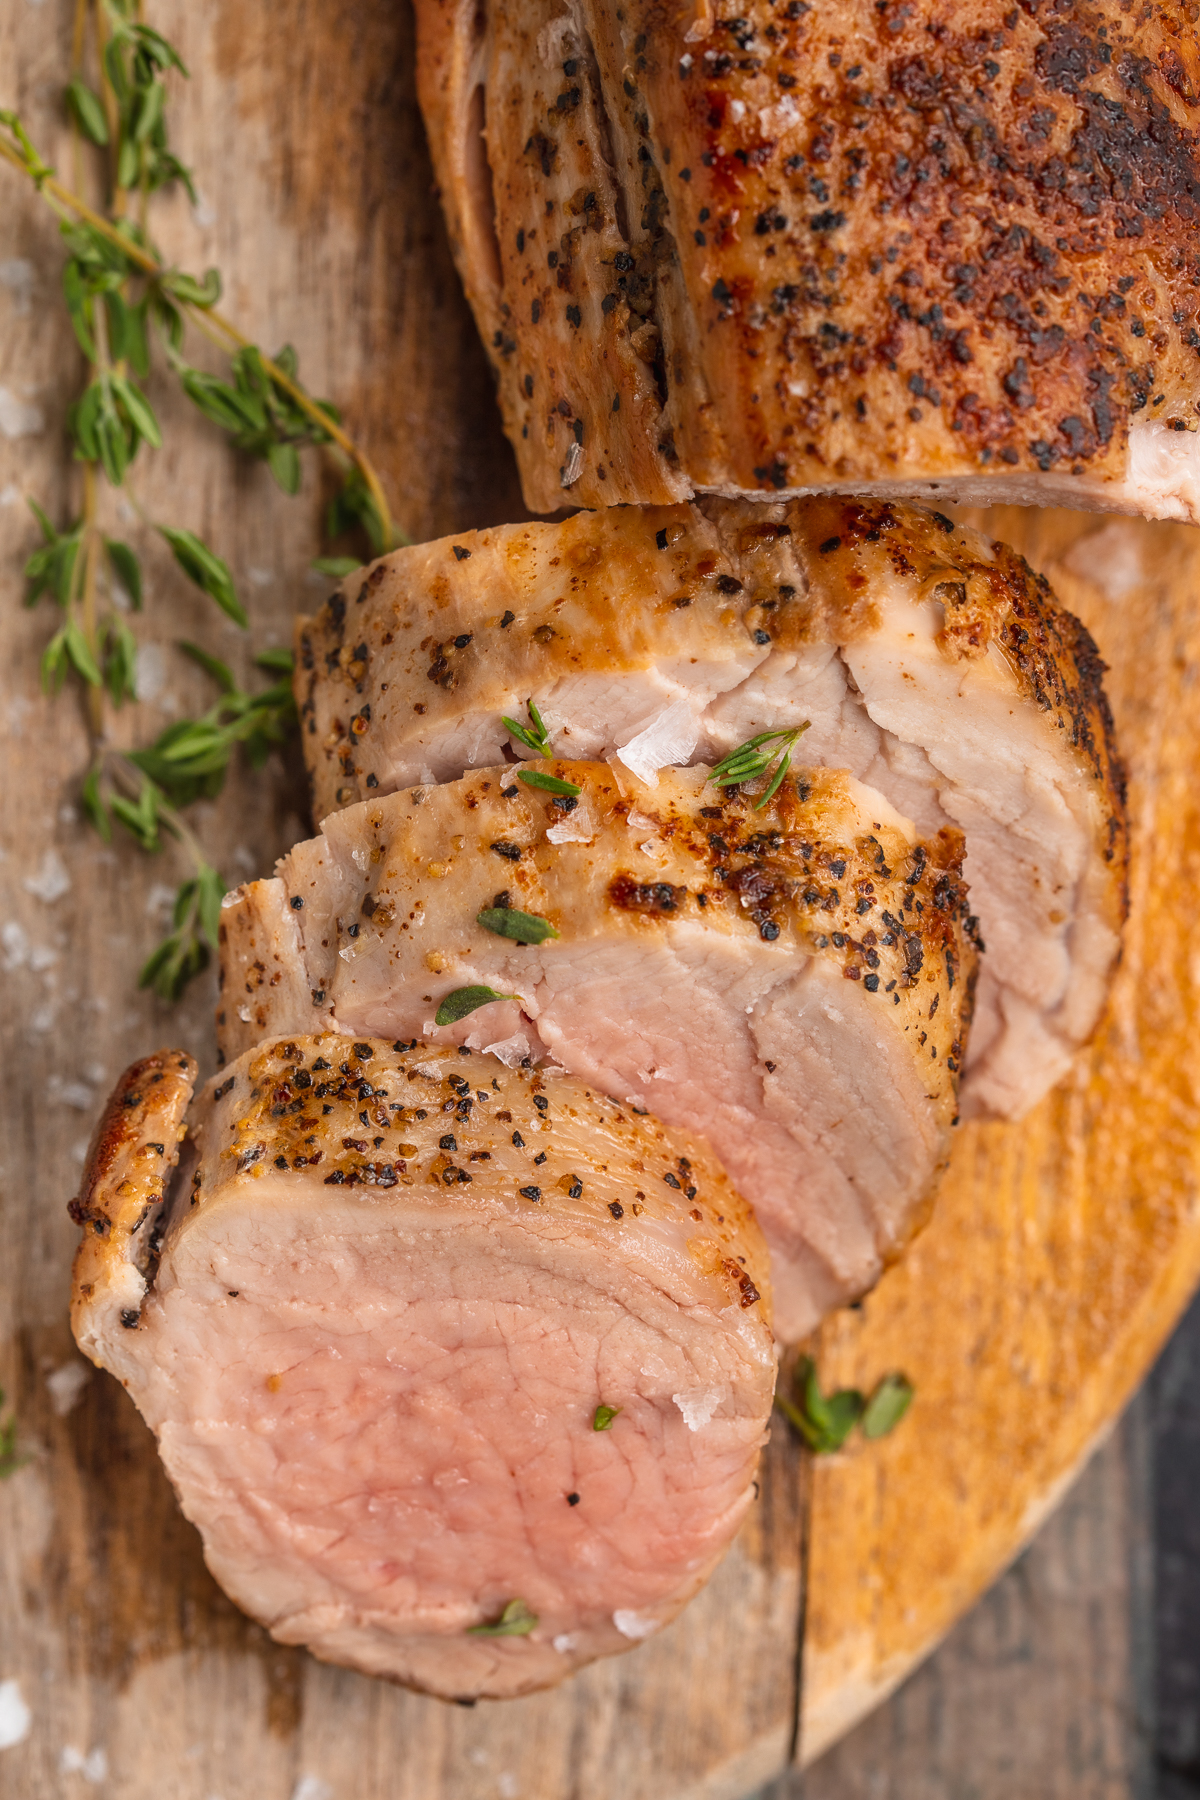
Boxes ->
[3,3,1200,1798]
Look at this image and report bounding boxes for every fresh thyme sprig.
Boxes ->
[775,1357,913,1453]
[709,723,811,811]
[77,646,297,999]
[3,1,403,998]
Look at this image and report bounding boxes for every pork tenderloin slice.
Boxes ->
[217,764,976,1339]
[414,0,1200,521]
[70,1035,773,1699]
[297,498,1126,1120]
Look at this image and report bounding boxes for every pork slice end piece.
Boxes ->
[413,0,1200,523]
[68,1047,196,1373]
[71,1037,774,1699]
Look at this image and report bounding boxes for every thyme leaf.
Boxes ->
[592,1404,621,1431]
[139,861,224,1001]
[467,1599,539,1638]
[311,556,361,579]
[775,1358,913,1452]
[476,907,560,945]
[775,1357,863,1453]
[517,769,581,797]
[156,526,246,627]
[434,985,518,1026]
[66,79,109,147]
[502,699,552,757]
[860,1372,914,1440]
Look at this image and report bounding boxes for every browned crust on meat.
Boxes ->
[415,0,1200,507]
[414,0,691,510]
[69,1050,196,1345]
[599,768,976,1049]
[217,762,977,1144]
[786,496,1131,927]
[293,502,1127,938]
[196,1033,772,1326]
[214,875,315,1067]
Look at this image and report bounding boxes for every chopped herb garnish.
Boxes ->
[709,723,810,810]
[467,1598,539,1637]
[476,906,560,945]
[593,1404,621,1431]
[774,1357,863,1453]
[434,984,518,1026]
[502,699,552,757]
[860,1372,914,1439]
[518,769,581,797]
[775,1357,913,1453]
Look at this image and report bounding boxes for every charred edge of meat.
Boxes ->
[670,1,1199,485]
[69,1049,197,1323]
[992,544,1130,888]
[609,777,971,990]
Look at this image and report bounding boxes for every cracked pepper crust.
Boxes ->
[195,1033,771,1327]
[217,761,976,1138]
[296,496,1127,934]
[416,0,1200,513]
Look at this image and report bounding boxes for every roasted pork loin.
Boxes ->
[416,0,1200,521]
[217,764,976,1340]
[296,499,1127,1121]
[70,1039,774,1698]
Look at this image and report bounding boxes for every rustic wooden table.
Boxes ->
[4,4,1200,1797]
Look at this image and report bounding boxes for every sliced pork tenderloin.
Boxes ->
[217,764,976,1339]
[70,1035,774,1699]
[416,0,1200,521]
[296,498,1126,1120]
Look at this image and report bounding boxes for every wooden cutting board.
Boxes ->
[2,4,1199,1797]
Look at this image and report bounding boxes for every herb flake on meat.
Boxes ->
[501,699,552,757]
[467,1598,539,1637]
[518,768,582,796]
[434,985,518,1025]
[476,906,560,944]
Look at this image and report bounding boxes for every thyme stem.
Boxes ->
[79,467,104,739]
[0,131,403,551]
[107,750,208,869]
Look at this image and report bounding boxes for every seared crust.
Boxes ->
[788,497,1130,922]
[215,870,315,1065]
[194,1033,772,1332]
[68,1049,196,1354]
[216,761,976,1144]
[416,0,690,510]
[296,499,1127,929]
[414,0,1200,513]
